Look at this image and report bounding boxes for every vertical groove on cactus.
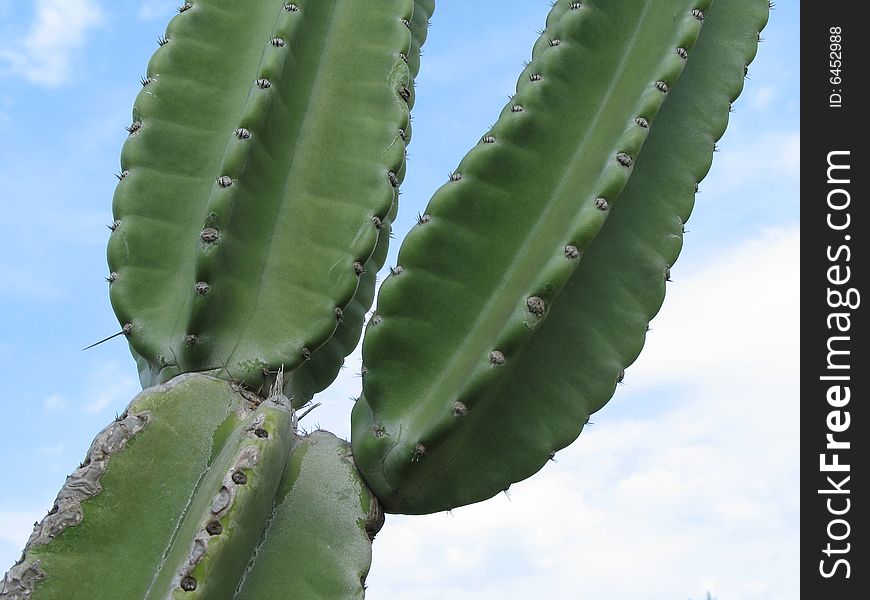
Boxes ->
[108,0,427,397]
[235,431,382,599]
[352,0,712,514]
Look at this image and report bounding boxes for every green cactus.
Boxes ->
[3,0,770,596]
[4,375,380,599]
[109,0,432,404]
[352,0,769,514]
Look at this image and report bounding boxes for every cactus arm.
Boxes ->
[235,431,382,599]
[2,375,253,599]
[352,0,710,513]
[109,0,422,395]
[283,0,436,408]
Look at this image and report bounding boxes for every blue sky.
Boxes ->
[0,1,798,598]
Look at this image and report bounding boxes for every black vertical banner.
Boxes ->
[803,2,868,594]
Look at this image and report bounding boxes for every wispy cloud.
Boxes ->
[42,394,68,412]
[0,511,41,549]
[361,228,799,600]
[0,0,102,86]
[137,0,174,22]
[37,443,65,457]
[84,361,138,414]
[748,84,778,111]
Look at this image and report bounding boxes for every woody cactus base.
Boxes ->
[2,0,768,597]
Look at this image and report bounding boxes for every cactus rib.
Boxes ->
[352,0,711,513]
[284,0,436,408]
[236,431,383,599]
[109,0,425,397]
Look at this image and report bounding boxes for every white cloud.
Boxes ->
[0,0,102,86]
[361,228,799,600]
[137,0,173,22]
[748,84,778,110]
[0,512,41,549]
[37,443,65,457]
[42,394,68,412]
[84,361,139,414]
[711,131,799,192]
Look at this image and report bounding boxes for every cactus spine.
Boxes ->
[4,0,771,596]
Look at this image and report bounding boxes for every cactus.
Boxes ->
[109,0,433,403]
[3,375,380,599]
[4,0,770,596]
[351,0,768,514]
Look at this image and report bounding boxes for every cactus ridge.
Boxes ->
[352,0,711,513]
[284,0,436,408]
[235,431,382,599]
[108,0,427,397]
